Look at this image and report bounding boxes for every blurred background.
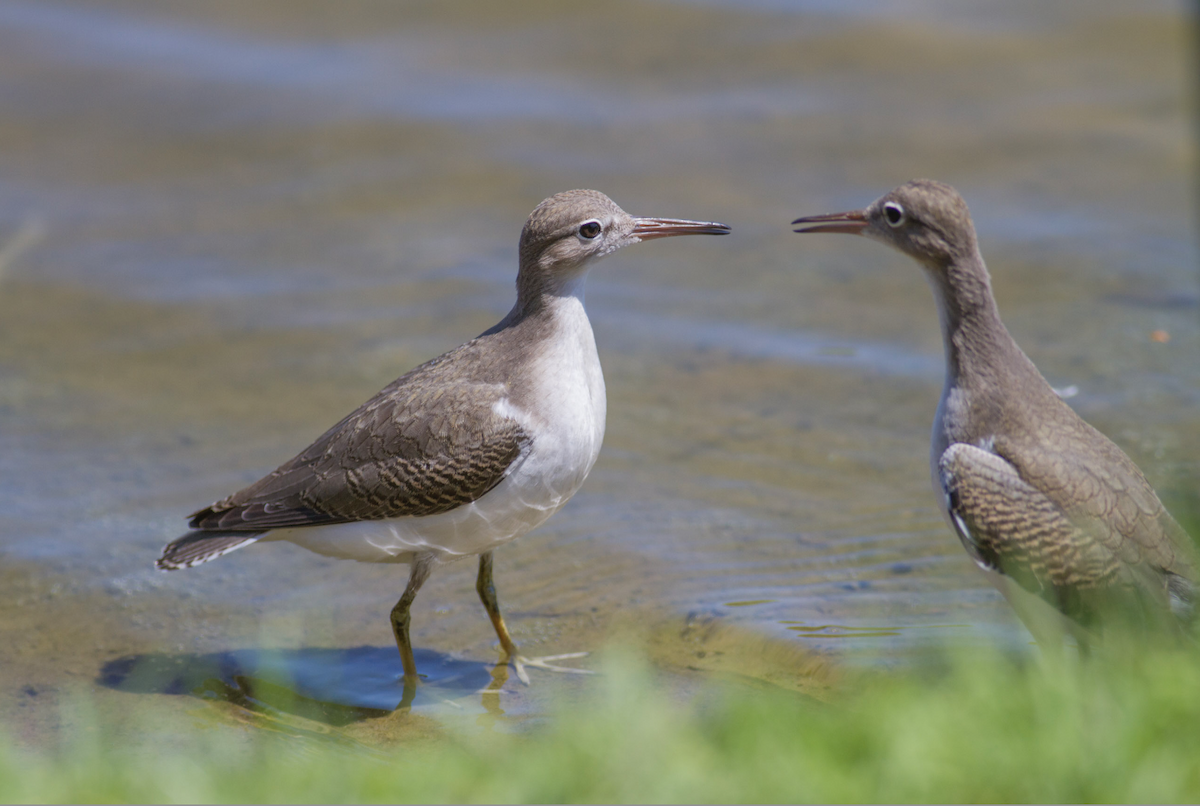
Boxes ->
[0,0,1196,740]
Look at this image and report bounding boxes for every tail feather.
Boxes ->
[157,530,264,570]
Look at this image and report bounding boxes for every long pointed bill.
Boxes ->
[632,217,731,240]
[791,210,868,235]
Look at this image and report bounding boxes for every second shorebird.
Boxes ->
[793,180,1196,648]
[159,189,729,687]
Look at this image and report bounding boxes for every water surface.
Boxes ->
[1,0,1196,744]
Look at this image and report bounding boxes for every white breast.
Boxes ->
[267,291,607,566]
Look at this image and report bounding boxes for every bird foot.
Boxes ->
[510,651,592,685]
[477,652,592,691]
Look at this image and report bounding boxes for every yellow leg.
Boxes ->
[475,551,591,685]
[391,555,434,688]
[476,551,520,661]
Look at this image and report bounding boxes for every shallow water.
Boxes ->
[1,0,1197,743]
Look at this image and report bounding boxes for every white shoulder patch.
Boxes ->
[492,397,536,432]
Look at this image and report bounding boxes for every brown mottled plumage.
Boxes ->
[794,180,1196,646]
[158,189,729,689]
[187,338,532,531]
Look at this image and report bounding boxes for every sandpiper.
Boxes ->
[793,180,1196,647]
[159,189,730,686]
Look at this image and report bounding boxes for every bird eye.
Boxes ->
[883,202,905,227]
[578,220,602,239]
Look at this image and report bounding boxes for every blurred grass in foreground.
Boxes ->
[4,643,1200,803]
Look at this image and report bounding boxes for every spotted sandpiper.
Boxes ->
[159,189,730,687]
[793,180,1196,647]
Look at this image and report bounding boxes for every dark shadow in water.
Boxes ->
[98,646,500,725]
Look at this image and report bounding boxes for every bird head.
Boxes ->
[517,189,729,300]
[792,179,978,271]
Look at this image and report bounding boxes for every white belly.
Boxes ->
[267,293,606,566]
[265,466,580,564]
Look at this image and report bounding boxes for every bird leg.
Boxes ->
[391,554,435,689]
[475,551,590,685]
[476,551,520,659]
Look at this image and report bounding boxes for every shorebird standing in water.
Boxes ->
[159,189,730,688]
[793,180,1196,648]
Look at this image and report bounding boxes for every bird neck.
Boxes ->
[487,262,591,336]
[511,254,591,316]
[924,249,1031,392]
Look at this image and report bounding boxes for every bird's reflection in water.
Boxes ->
[100,645,523,728]
[476,662,512,728]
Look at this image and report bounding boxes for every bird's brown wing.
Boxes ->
[939,443,1181,629]
[188,357,531,532]
[994,424,1196,616]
